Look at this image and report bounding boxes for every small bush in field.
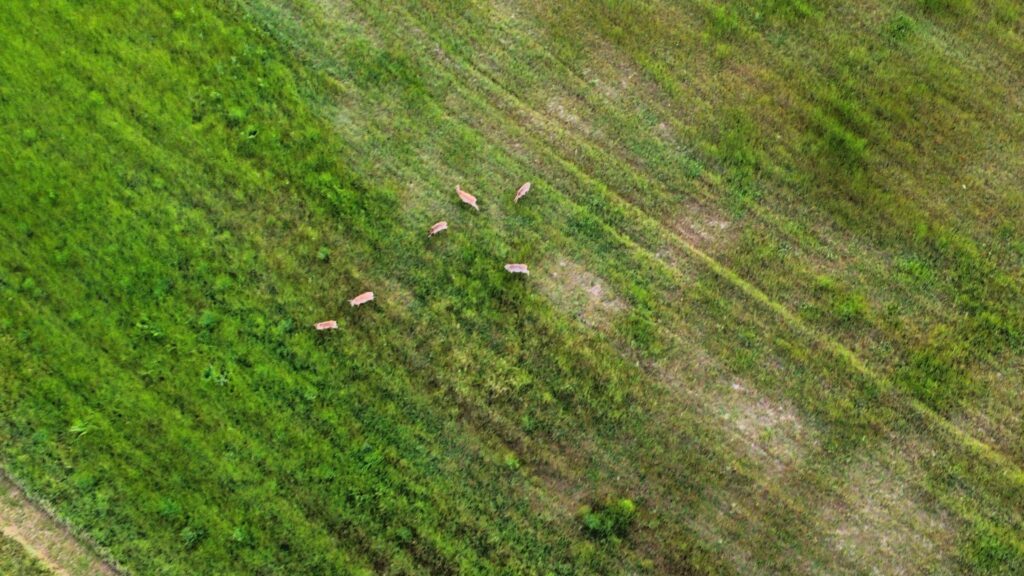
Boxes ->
[316,245,331,262]
[579,497,637,540]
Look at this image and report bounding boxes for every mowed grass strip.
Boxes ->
[247,0,1024,569]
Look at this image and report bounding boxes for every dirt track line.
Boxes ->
[0,472,118,576]
[420,13,1024,489]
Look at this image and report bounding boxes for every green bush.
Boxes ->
[579,497,637,540]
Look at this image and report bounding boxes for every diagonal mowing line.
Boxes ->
[312,4,978,564]
[264,2,1021,566]
[680,235,1024,487]
[0,472,119,576]
[358,0,1024,493]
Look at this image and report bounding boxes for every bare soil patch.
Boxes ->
[538,258,626,329]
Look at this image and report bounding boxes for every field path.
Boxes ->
[0,473,118,576]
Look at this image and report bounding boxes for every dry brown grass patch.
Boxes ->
[0,475,118,576]
[538,258,626,330]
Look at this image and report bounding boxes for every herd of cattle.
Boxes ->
[315,182,532,330]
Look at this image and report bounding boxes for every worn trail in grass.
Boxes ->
[0,474,115,576]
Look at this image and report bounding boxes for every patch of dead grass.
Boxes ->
[819,453,956,575]
[0,474,118,576]
[538,258,626,330]
[673,196,736,250]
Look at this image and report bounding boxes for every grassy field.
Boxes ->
[0,533,52,576]
[1,472,114,576]
[1,0,1022,574]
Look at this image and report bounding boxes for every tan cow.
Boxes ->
[429,221,448,236]
[456,185,479,210]
[349,292,375,306]
[514,182,531,203]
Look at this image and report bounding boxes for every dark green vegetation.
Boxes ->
[579,497,637,541]
[1,0,1022,574]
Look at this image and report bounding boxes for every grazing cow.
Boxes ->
[429,221,448,236]
[514,181,531,203]
[456,185,479,210]
[315,320,338,330]
[504,263,529,275]
[350,291,375,306]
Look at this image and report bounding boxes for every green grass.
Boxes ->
[0,534,52,576]
[1,0,1022,574]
